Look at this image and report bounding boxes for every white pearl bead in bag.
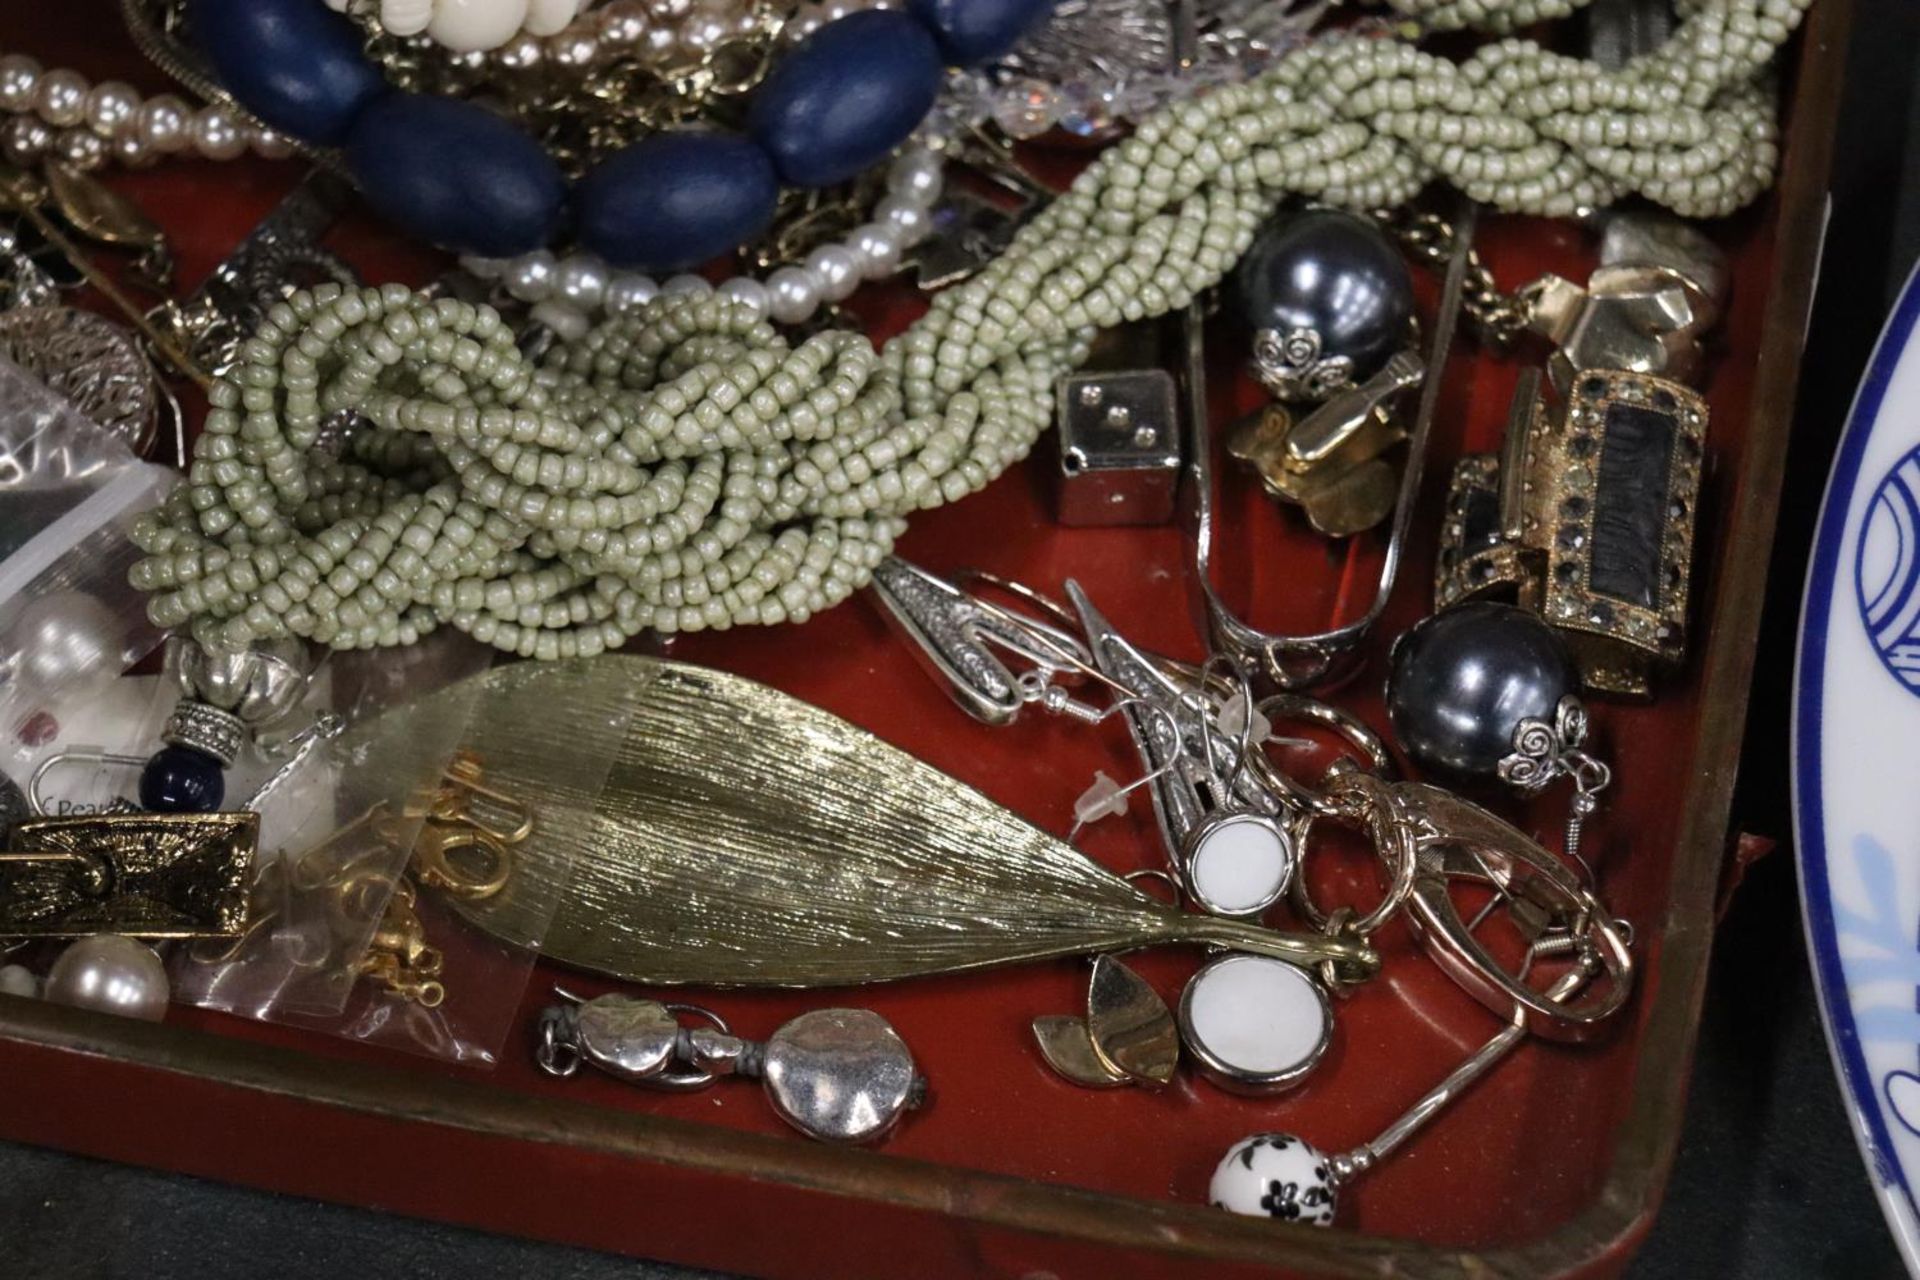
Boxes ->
[9,591,123,702]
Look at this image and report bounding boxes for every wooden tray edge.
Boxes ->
[0,3,1855,1274]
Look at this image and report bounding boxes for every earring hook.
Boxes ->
[27,750,146,816]
[1065,696,1189,844]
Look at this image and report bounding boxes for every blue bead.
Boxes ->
[345,93,569,257]
[748,11,943,189]
[577,132,778,272]
[907,0,1055,65]
[190,0,389,146]
[139,746,226,814]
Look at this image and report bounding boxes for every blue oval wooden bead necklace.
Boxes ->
[189,0,1056,270]
[573,133,781,278]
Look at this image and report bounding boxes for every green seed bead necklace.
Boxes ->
[130,0,1812,659]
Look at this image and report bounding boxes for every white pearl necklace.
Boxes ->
[0,51,292,172]
[325,0,596,53]
[463,144,946,334]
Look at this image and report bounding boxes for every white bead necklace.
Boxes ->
[340,0,900,87]
[328,0,596,53]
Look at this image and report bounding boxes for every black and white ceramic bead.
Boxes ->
[1234,208,1415,402]
[1209,1133,1339,1225]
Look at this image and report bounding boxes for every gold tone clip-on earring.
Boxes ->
[1434,213,1725,699]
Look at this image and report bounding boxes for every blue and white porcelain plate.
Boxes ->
[1797,258,1920,1273]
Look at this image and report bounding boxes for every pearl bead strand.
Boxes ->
[462,144,944,333]
[778,0,902,41]
[0,51,292,172]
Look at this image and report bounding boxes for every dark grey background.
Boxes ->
[4,2,1918,1275]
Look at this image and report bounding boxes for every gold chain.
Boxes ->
[1382,208,1538,348]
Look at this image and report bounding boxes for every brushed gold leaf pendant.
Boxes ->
[401,655,1379,989]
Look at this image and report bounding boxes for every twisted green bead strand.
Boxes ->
[130,0,1812,658]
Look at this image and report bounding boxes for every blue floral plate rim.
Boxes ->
[1795,253,1920,1273]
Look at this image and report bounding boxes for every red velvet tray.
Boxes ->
[0,3,1850,1275]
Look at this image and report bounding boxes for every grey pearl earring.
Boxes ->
[1385,602,1580,780]
[1235,208,1415,401]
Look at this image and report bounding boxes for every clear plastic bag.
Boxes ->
[0,355,176,780]
[169,632,498,1059]
[173,651,632,1065]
